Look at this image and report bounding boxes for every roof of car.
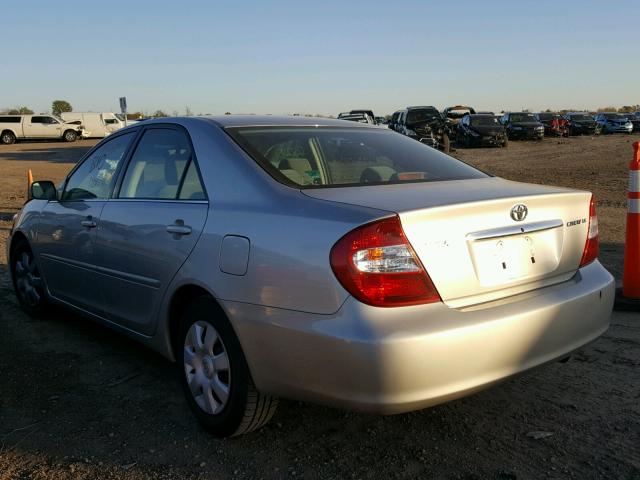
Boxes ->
[199,115,380,128]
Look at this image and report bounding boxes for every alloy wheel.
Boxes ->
[14,251,43,307]
[183,320,231,415]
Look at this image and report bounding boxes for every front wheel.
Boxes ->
[178,296,278,437]
[1,130,16,145]
[10,240,48,316]
[63,130,78,142]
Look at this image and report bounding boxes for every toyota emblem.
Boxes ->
[510,204,528,222]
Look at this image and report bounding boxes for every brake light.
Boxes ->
[579,195,599,267]
[330,216,441,307]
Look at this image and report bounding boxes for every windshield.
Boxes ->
[570,114,592,121]
[509,113,537,122]
[406,108,440,124]
[470,116,499,126]
[604,113,627,120]
[536,113,555,121]
[227,127,487,188]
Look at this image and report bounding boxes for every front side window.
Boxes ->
[62,132,135,201]
[119,128,192,199]
[228,127,487,188]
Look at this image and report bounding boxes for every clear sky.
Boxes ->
[3,0,638,116]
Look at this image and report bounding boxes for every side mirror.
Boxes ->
[30,180,57,200]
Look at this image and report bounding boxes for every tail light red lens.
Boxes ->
[579,195,599,267]
[330,216,441,307]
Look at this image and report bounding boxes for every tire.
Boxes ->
[1,130,16,145]
[63,130,78,142]
[502,137,509,148]
[178,296,278,437]
[440,133,450,153]
[10,239,48,316]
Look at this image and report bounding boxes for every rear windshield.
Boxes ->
[227,127,487,188]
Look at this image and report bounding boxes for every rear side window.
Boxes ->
[119,128,192,199]
[178,161,205,200]
[62,132,135,201]
[0,116,21,123]
[31,116,47,123]
[228,127,487,188]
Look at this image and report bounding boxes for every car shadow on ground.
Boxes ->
[0,144,94,164]
[0,243,637,479]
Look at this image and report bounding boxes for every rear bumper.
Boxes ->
[227,261,614,414]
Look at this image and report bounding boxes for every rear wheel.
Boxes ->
[178,296,278,437]
[63,130,78,142]
[1,130,16,145]
[10,240,48,316]
[501,137,509,148]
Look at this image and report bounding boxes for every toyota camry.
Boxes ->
[8,116,614,437]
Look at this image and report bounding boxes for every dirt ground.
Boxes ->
[0,136,639,479]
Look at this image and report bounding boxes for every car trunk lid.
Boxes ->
[304,177,592,308]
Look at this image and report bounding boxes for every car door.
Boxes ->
[23,116,50,137]
[36,131,137,314]
[95,126,208,335]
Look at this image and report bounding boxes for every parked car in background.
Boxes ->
[625,112,640,132]
[457,113,508,147]
[442,105,476,128]
[374,116,387,126]
[388,110,402,131]
[562,113,600,136]
[338,112,375,124]
[348,109,375,119]
[397,106,451,152]
[0,114,85,144]
[535,112,569,137]
[500,112,544,140]
[9,116,613,437]
[61,112,126,138]
[595,113,633,134]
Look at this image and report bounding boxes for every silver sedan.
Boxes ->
[8,116,614,437]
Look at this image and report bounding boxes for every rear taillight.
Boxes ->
[330,216,441,307]
[579,195,599,267]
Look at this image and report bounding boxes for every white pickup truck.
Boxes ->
[0,114,86,144]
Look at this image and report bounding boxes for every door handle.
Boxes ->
[81,219,97,228]
[166,224,192,236]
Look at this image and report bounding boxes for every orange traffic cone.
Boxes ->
[27,169,34,198]
[615,141,640,311]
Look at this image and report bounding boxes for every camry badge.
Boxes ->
[510,204,528,222]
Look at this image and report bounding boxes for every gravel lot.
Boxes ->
[1,135,639,479]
